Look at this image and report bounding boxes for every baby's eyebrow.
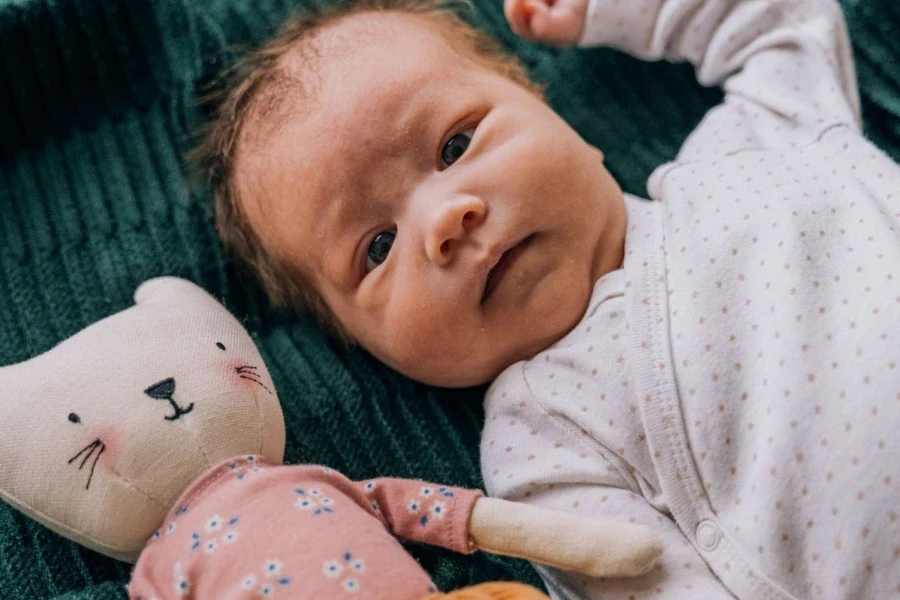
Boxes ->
[371,104,435,164]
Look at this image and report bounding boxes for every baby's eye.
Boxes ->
[440,129,474,169]
[365,230,396,272]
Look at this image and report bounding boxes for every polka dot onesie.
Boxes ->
[481,1,900,599]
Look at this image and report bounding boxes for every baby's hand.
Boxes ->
[504,0,589,46]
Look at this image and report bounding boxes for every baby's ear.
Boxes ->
[134,277,219,309]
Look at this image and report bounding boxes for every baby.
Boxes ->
[195,0,900,598]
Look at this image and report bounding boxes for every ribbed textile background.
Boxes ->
[0,0,897,597]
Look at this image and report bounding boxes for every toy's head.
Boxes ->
[0,277,285,562]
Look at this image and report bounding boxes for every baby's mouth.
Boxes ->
[481,234,535,304]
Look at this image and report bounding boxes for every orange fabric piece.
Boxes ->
[425,582,551,600]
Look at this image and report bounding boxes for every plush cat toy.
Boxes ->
[0,277,662,599]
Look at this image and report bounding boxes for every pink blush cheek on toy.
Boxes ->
[83,424,123,467]
[223,358,274,396]
[67,422,124,490]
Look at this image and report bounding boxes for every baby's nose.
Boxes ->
[425,195,486,266]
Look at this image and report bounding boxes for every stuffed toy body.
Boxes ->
[0,278,661,599]
[129,457,539,599]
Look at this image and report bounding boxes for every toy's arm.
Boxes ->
[356,478,483,554]
[356,477,661,578]
[468,497,662,578]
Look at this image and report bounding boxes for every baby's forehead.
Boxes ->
[254,13,482,156]
[237,12,456,155]
[278,10,481,92]
[308,10,464,57]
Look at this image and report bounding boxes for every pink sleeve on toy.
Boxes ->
[355,478,482,554]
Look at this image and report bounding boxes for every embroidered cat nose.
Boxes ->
[144,378,176,401]
[144,377,194,421]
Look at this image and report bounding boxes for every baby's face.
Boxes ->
[237,12,626,387]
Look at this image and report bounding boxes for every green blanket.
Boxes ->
[0,0,897,597]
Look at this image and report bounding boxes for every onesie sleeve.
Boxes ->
[578,0,861,158]
[354,477,482,554]
[482,366,735,600]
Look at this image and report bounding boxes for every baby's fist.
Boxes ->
[504,0,589,46]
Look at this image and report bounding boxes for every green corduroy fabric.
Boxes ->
[0,0,897,597]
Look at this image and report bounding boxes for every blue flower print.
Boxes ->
[323,552,367,593]
[429,501,446,521]
[231,456,264,481]
[419,487,433,498]
[241,559,293,597]
[370,501,380,513]
[153,504,190,544]
[223,530,239,544]
[323,560,343,579]
[438,486,455,498]
[191,515,240,552]
[173,563,190,598]
[363,481,376,494]
[294,488,335,515]
[241,575,257,591]
[350,558,365,573]
[205,514,223,533]
[407,500,420,514]
[264,559,283,577]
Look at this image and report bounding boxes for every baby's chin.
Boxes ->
[389,327,572,388]
[388,354,499,389]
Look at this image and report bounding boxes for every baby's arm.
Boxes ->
[482,371,738,599]
[508,0,861,158]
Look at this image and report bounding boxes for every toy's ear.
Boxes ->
[134,277,221,309]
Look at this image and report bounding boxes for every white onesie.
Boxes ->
[481,1,900,599]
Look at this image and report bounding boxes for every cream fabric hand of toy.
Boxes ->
[0,278,661,599]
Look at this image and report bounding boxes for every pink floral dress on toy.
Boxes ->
[128,456,527,600]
